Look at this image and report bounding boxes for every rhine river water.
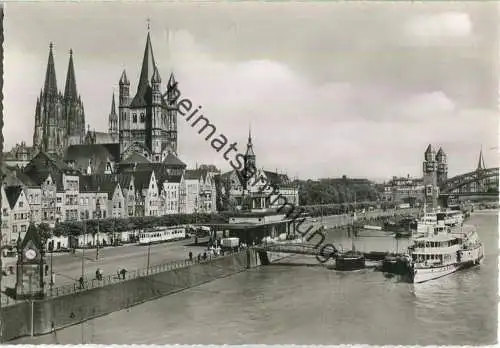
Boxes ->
[13,211,498,345]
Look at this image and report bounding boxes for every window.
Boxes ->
[132,114,137,123]
[140,113,145,123]
[19,201,23,208]
[122,112,126,121]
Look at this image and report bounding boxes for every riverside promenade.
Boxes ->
[0,238,209,306]
[0,208,418,306]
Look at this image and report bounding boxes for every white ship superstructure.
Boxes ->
[407,222,484,283]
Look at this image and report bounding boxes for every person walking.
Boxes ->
[189,251,193,262]
[78,276,84,289]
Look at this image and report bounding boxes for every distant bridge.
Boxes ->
[440,167,498,197]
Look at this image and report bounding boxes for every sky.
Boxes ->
[3,2,499,181]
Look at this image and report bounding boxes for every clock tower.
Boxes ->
[14,224,45,300]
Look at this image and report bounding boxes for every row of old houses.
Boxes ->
[1,151,217,246]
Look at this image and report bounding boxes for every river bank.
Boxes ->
[2,248,284,342]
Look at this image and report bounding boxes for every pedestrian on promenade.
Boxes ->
[189,251,193,261]
[203,251,207,261]
[99,268,103,280]
[78,276,84,289]
[51,271,55,286]
[45,264,49,276]
[120,268,127,280]
[96,269,100,280]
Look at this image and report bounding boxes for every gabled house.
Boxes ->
[132,170,159,217]
[182,170,201,214]
[23,151,81,224]
[158,173,183,215]
[3,165,42,224]
[4,185,30,244]
[79,175,109,221]
[1,185,11,245]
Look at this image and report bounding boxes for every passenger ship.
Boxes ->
[415,204,464,236]
[407,222,484,283]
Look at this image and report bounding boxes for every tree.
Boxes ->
[38,223,52,243]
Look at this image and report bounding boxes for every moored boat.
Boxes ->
[335,251,366,271]
[407,222,484,283]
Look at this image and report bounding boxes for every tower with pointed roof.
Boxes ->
[64,49,86,146]
[118,26,179,163]
[243,127,256,182]
[477,147,486,171]
[32,44,86,156]
[108,92,118,136]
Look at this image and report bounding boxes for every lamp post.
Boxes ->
[81,220,86,280]
[49,238,54,293]
[95,194,100,261]
[146,241,151,275]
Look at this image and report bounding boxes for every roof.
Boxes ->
[79,174,121,199]
[3,167,37,187]
[163,152,186,167]
[425,144,434,154]
[133,169,155,192]
[121,152,151,165]
[263,171,292,186]
[130,32,157,108]
[65,144,120,173]
[5,186,23,209]
[23,152,76,190]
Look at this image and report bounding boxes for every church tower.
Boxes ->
[64,49,86,146]
[118,25,179,162]
[477,148,486,171]
[33,43,65,156]
[422,144,438,208]
[33,44,85,156]
[108,92,118,137]
[118,70,131,156]
[243,127,256,189]
[436,147,448,188]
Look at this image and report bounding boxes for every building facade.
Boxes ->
[219,130,299,211]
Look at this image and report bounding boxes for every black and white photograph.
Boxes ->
[0,1,498,345]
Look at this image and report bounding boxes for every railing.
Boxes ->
[41,249,248,299]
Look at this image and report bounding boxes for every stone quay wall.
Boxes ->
[2,249,265,342]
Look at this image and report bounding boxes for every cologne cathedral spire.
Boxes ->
[43,42,58,98]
